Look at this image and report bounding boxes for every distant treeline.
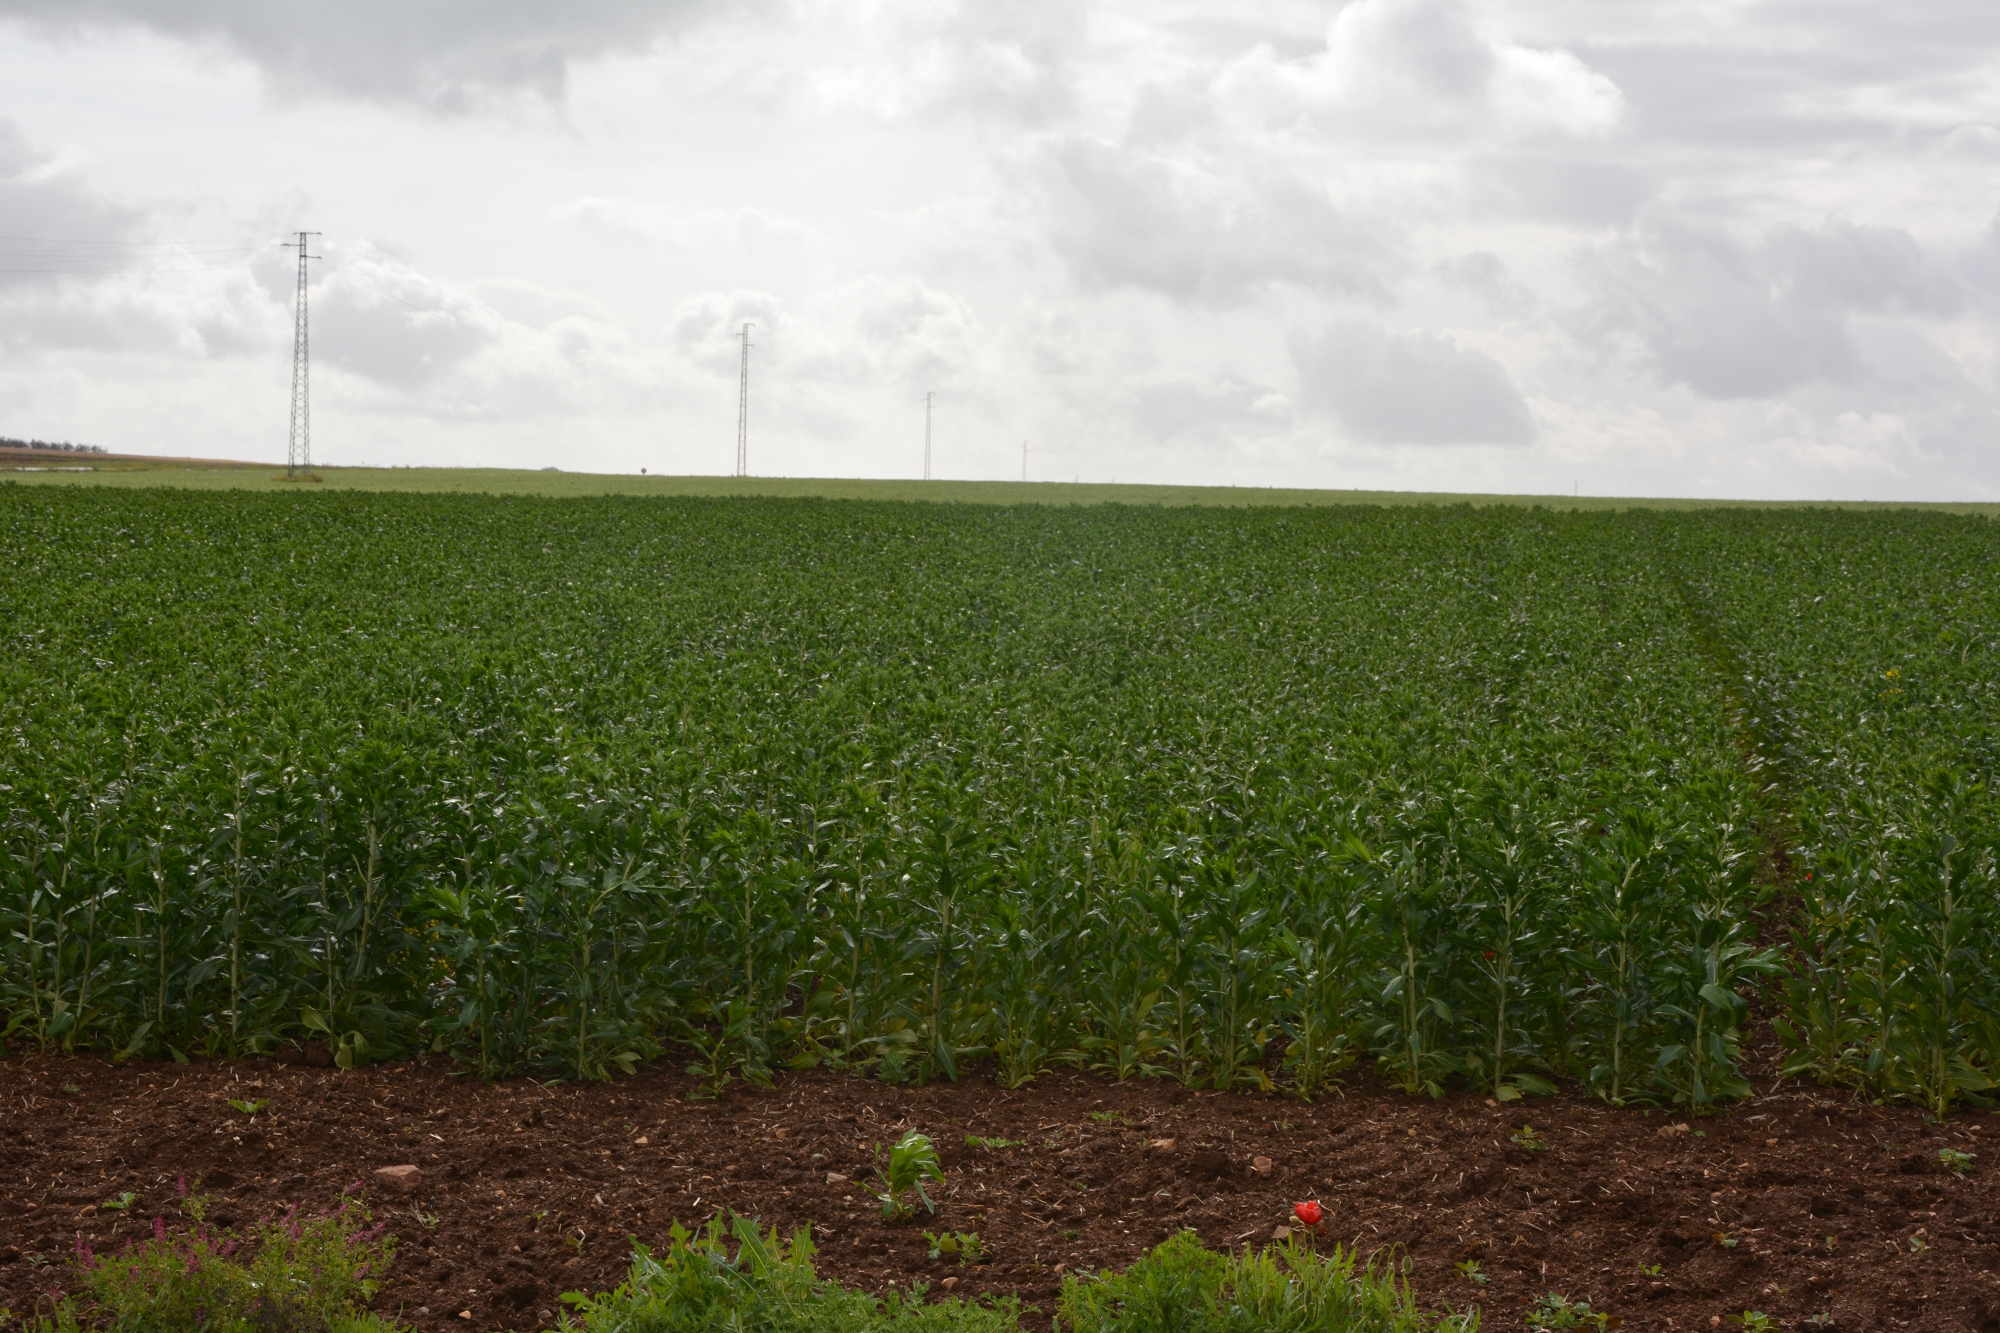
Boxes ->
[0,437,107,455]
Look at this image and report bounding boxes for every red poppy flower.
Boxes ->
[1293,1200,1323,1227]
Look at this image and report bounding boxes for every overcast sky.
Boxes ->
[2,1,1998,499]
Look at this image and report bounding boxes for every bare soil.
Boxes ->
[3,1052,1997,1332]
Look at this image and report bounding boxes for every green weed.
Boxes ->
[873,1131,946,1221]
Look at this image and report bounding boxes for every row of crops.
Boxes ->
[1674,514,2000,1114]
[1,486,1992,1110]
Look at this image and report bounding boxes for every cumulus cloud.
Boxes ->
[801,1,1087,124]
[0,119,138,272]
[1291,321,1535,446]
[549,196,813,250]
[1214,0,1624,142]
[1131,373,1290,441]
[1034,135,1394,305]
[1580,215,1967,398]
[0,117,282,356]
[313,248,504,388]
[0,0,722,111]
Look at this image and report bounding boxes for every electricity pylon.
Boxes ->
[282,231,320,480]
[736,323,753,477]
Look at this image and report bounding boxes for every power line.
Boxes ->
[0,260,284,275]
[736,322,753,478]
[283,232,321,482]
[0,234,271,245]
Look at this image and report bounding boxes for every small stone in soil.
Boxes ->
[1251,1156,1273,1176]
[374,1165,421,1192]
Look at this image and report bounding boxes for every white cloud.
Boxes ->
[0,0,721,111]
[1033,134,1395,305]
[1579,214,1968,399]
[1214,0,1624,142]
[1291,321,1535,446]
[550,196,813,250]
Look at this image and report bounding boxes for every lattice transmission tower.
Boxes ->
[735,322,753,477]
[924,391,933,481]
[282,231,320,480]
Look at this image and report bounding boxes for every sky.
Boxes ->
[2,1,1998,500]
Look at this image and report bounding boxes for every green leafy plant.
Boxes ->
[227,1097,267,1115]
[1526,1292,1617,1330]
[1939,1147,1976,1174]
[964,1135,1024,1150]
[1453,1258,1487,1285]
[98,1193,138,1213]
[925,1231,990,1264]
[873,1130,947,1221]
[1510,1124,1546,1151]
[1058,1230,1476,1333]
[554,1214,1021,1333]
[1088,1110,1127,1125]
[1735,1314,1774,1332]
[28,1200,399,1333]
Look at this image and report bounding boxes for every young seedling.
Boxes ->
[1058,1228,1082,1242]
[1088,1110,1127,1125]
[1908,1233,1929,1254]
[100,1192,139,1212]
[1526,1292,1616,1330]
[415,1210,441,1229]
[1455,1258,1488,1285]
[1637,1263,1663,1277]
[1736,1314,1774,1332]
[1804,1314,1836,1328]
[1511,1124,1547,1151]
[872,1130,946,1221]
[923,1230,990,1264]
[228,1098,268,1116]
[964,1134,1025,1150]
[1713,1232,1739,1249]
[1939,1147,1976,1175]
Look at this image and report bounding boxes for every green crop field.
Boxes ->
[2,483,1994,1114]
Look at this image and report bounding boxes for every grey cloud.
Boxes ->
[0,118,280,357]
[315,265,497,387]
[1576,4,2000,154]
[1291,320,1535,446]
[0,0,723,111]
[1214,0,1625,142]
[1131,373,1287,441]
[1467,151,1650,227]
[1434,250,1537,317]
[1580,215,1965,398]
[1036,135,1395,306]
[911,1,1087,124]
[0,117,141,289]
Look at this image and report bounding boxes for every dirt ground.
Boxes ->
[3,1051,1997,1333]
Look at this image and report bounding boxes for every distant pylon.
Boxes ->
[283,231,320,480]
[924,392,933,481]
[1022,439,1027,483]
[736,322,753,477]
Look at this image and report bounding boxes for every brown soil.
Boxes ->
[3,1053,1997,1332]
